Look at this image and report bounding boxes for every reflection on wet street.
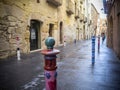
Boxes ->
[57,39,120,90]
[0,39,120,90]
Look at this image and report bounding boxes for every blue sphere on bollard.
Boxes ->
[45,37,55,50]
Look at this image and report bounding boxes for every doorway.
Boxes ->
[30,20,41,51]
[60,22,63,44]
[49,23,54,37]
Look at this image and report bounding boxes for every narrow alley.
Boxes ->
[1,0,120,90]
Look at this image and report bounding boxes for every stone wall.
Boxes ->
[0,0,30,58]
[107,0,120,58]
[0,0,86,59]
[91,4,99,36]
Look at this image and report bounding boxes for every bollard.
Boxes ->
[74,39,76,44]
[16,37,21,60]
[98,36,100,53]
[64,41,66,46]
[91,36,95,64]
[41,37,60,90]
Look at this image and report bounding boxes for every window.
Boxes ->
[49,24,54,37]
[37,0,40,3]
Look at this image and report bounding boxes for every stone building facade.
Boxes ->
[106,0,120,58]
[91,3,99,36]
[99,18,107,35]
[0,0,31,58]
[0,0,87,59]
[84,0,91,39]
[74,0,86,40]
[96,18,107,36]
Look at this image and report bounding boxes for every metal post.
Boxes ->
[64,41,66,46]
[63,36,66,46]
[92,36,95,64]
[16,37,21,60]
[98,36,100,53]
[41,37,60,90]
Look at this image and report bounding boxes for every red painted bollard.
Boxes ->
[41,37,60,90]
[98,35,100,52]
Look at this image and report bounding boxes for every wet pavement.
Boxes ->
[0,38,120,90]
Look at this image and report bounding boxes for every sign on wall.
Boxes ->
[31,29,36,39]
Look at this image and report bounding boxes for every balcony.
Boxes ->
[75,9,80,19]
[66,0,74,15]
[46,0,62,7]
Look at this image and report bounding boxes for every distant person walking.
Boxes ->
[74,39,76,44]
[101,33,105,44]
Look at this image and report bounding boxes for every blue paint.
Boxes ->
[91,36,96,64]
[45,72,51,79]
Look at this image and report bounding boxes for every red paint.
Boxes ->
[48,80,56,90]
[16,37,19,41]
[41,49,60,90]
[98,36,100,52]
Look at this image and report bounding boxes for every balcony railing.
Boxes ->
[46,0,62,7]
[66,0,74,15]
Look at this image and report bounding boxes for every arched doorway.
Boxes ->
[49,23,54,37]
[30,20,41,51]
[60,21,63,44]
